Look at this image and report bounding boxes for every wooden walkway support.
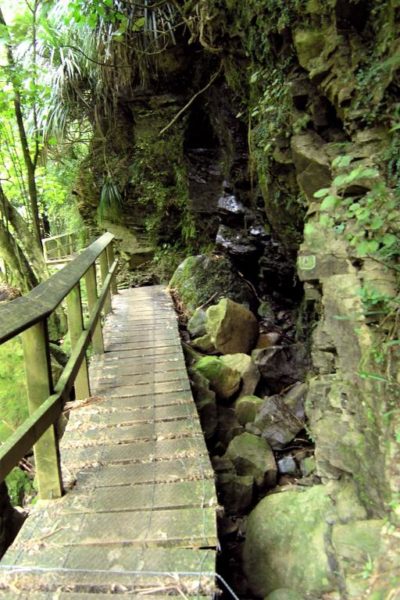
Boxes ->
[0,286,218,597]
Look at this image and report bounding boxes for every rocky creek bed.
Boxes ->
[169,247,398,600]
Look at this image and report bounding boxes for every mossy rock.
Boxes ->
[220,354,260,397]
[187,308,207,338]
[169,255,254,316]
[194,356,241,400]
[243,486,334,597]
[206,299,259,355]
[189,368,217,440]
[332,519,384,598]
[235,395,264,426]
[224,432,276,490]
[191,333,216,354]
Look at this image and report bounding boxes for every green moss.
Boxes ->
[0,338,28,444]
[169,254,254,315]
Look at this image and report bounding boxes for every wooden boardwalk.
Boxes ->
[0,286,218,598]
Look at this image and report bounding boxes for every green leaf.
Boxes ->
[319,214,334,227]
[382,233,397,247]
[313,187,331,198]
[370,216,384,230]
[333,173,351,187]
[320,195,338,211]
[332,155,352,168]
[356,239,379,255]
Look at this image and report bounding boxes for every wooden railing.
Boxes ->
[42,231,85,264]
[0,233,117,499]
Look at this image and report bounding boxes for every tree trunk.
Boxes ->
[0,7,42,250]
[0,220,39,292]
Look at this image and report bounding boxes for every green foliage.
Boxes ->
[97,176,122,224]
[314,157,400,259]
[6,468,34,507]
[130,128,195,248]
[0,337,28,444]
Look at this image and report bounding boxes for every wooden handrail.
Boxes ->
[42,231,83,263]
[0,232,117,498]
[0,232,113,344]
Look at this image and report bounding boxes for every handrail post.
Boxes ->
[66,283,90,400]
[22,322,63,499]
[106,242,118,295]
[99,250,112,314]
[85,264,104,354]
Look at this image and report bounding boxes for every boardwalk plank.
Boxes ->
[0,287,217,597]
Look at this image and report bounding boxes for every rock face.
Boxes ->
[206,298,259,355]
[169,255,254,316]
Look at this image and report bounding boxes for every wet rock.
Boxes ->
[235,395,264,426]
[187,308,207,338]
[217,194,245,216]
[169,255,254,316]
[216,225,259,258]
[224,432,277,491]
[252,345,309,393]
[189,369,217,440]
[243,486,333,597]
[252,383,307,450]
[194,356,241,401]
[219,353,260,397]
[217,472,254,514]
[277,456,297,475]
[206,298,259,355]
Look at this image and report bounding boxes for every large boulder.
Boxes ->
[223,432,276,491]
[206,299,259,355]
[243,486,334,597]
[169,255,254,316]
[194,356,241,400]
[219,353,260,397]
